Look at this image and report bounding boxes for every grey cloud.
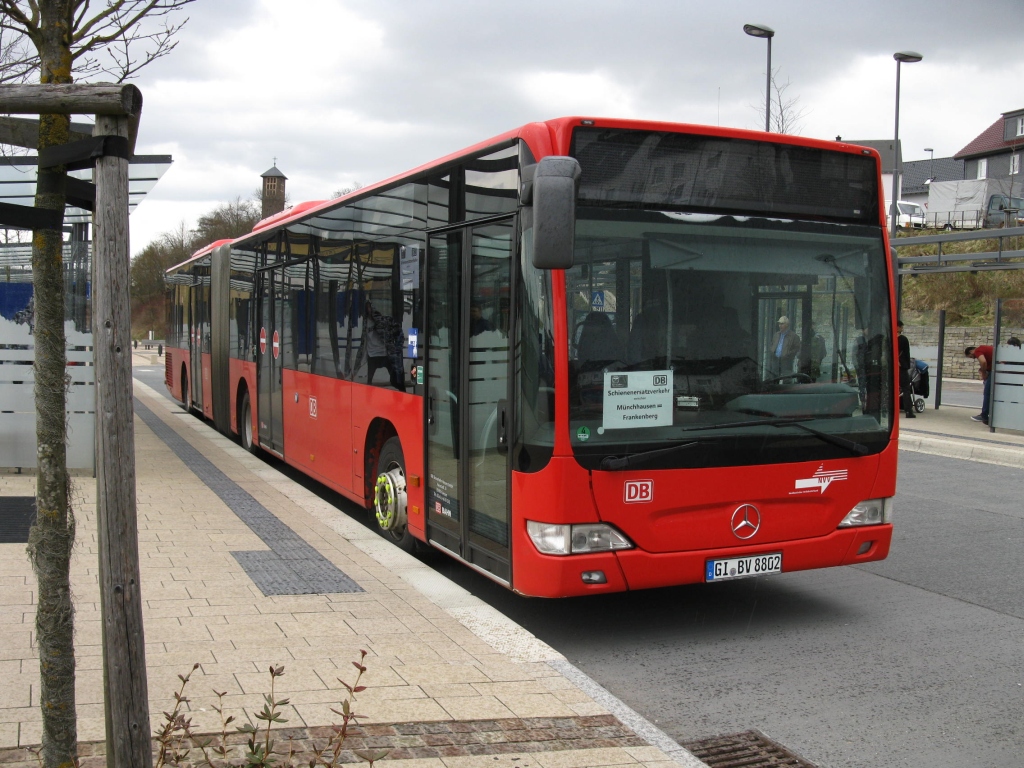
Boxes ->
[129,0,1024,249]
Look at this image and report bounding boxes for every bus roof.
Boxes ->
[176,116,882,258]
[166,238,232,274]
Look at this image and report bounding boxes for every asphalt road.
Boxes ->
[133,366,1023,768]
[426,452,1024,768]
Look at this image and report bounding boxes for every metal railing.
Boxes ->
[894,225,1024,275]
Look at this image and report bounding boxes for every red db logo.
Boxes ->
[624,480,653,503]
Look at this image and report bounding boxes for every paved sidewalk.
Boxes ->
[897,393,1024,469]
[0,371,699,767]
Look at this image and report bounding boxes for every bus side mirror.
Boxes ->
[525,156,581,270]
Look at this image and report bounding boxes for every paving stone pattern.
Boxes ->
[0,715,648,766]
[133,398,363,596]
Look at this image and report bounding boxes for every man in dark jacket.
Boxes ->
[366,302,406,392]
[769,316,801,377]
[897,320,915,418]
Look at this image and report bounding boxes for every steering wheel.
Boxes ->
[760,372,813,390]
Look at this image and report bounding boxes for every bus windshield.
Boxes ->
[565,210,893,470]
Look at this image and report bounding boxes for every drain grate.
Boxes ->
[681,729,818,768]
[0,497,36,544]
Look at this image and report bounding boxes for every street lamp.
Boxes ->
[924,147,934,183]
[890,51,923,238]
[744,23,775,132]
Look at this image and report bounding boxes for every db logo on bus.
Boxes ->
[624,480,653,503]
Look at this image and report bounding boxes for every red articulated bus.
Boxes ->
[165,117,900,597]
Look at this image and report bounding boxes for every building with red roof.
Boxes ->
[954,108,1024,182]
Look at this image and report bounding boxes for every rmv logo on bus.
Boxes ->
[624,480,654,503]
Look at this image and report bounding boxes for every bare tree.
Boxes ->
[753,68,809,135]
[332,181,363,198]
[0,3,192,766]
[194,196,261,244]
[1,1,191,83]
[0,23,34,83]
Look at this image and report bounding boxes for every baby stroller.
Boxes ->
[906,358,928,413]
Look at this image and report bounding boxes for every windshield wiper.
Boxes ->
[781,420,871,456]
[725,411,871,456]
[597,415,871,471]
[600,440,699,471]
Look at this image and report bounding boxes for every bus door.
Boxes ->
[189,277,204,412]
[426,219,514,583]
[757,286,812,380]
[256,266,285,456]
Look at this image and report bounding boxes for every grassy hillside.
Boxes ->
[895,230,1024,325]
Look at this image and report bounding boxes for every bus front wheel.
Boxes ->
[373,437,417,553]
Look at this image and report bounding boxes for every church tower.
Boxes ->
[260,163,287,219]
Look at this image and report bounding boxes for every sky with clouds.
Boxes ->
[126,0,1024,254]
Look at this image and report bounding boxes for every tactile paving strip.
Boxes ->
[134,398,363,596]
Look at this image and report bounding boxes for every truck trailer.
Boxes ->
[926,178,1023,229]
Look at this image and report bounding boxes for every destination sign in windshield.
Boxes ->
[602,370,674,430]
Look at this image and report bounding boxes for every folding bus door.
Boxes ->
[425,219,514,583]
[189,275,206,413]
[256,266,285,455]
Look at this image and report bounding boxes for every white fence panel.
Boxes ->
[992,345,1024,432]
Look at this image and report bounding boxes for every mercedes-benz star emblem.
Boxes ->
[731,504,761,540]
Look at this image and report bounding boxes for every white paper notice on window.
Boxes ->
[602,370,674,430]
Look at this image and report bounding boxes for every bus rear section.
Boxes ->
[509,122,897,597]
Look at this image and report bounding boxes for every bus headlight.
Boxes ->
[838,497,893,527]
[527,521,634,555]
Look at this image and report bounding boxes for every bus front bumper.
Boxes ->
[512,524,891,597]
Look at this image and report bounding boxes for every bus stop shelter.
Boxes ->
[0,147,171,470]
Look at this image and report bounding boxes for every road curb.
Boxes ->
[899,433,1024,470]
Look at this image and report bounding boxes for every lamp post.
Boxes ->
[744,23,775,132]
[890,51,923,238]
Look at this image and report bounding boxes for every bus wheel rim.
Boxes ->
[374,467,407,532]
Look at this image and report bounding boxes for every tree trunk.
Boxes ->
[26,3,78,767]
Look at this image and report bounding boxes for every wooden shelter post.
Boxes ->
[92,112,152,768]
[0,84,151,768]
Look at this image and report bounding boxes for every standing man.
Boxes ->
[897,320,915,418]
[965,344,994,424]
[770,316,801,377]
[469,303,494,336]
[800,322,827,381]
[365,301,407,392]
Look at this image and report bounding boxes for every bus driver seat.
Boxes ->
[576,312,623,369]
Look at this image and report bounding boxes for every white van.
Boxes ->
[893,201,926,229]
